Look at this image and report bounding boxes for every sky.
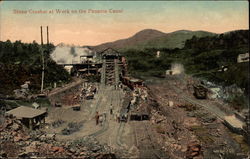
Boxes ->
[0,1,249,46]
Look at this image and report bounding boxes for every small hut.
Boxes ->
[6,106,47,130]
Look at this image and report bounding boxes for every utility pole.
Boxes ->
[46,26,49,67]
[46,26,49,46]
[40,26,45,93]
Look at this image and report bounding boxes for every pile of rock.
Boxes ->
[186,141,202,159]
[187,108,217,124]
[178,103,198,112]
[150,110,167,124]
[65,137,115,158]
[0,116,29,142]
[13,81,30,99]
[0,117,116,158]
[51,119,65,128]
[61,122,83,135]
[80,84,97,100]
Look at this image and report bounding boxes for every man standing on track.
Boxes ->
[99,114,103,126]
[95,111,99,125]
[110,104,113,115]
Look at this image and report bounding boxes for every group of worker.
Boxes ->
[95,111,106,126]
[95,104,125,126]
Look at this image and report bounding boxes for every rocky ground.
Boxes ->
[0,116,116,158]
[1,75,249,159]
[146,75,249,159]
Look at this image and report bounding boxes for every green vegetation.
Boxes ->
[123,48,169,78]
[94,29,215,52]
[0,40,71,95]
[123,30,215,51]
[121,30,249,97]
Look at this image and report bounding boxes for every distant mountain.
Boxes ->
[90,29,216,52]
[137,30,215,50]
[91,29,167,52]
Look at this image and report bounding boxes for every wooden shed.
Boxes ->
[6,106,47,130]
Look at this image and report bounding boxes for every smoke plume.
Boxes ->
[171,63,184,75]
[51,45,94,64]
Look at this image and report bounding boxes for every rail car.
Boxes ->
[193,84,208,99]
[130,103,150,121]
[118,96,131,122]
[118,56,150,121]
[120,76,144,90]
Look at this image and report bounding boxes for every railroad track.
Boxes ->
[114,88,127,147]
[180,94,225,121]
[89,117,110,137]
[169,78,245,133]
[89,84,111,117]
[88,86,115,137]
[167,80,226,122]
[89,94,103,119]
[116,122,125,147]
[132,121,167,159]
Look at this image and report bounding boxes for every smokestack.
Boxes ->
[46,26,49,45]
[40,26,43,45]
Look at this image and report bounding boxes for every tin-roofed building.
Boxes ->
[6,106,47,130]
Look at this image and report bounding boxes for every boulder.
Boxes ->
[14,134,23,142]
[52,146,64,153]
[186,141,202,159]
[12,123,21,131]
[168,101,174,107]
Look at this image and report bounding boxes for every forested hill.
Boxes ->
[0,40,71,95]
[122,29,249,96]
[91,29,215,51]
[184,30,248,50]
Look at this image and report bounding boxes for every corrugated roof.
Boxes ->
[6,106,47,119]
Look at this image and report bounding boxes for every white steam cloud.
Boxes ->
[170,63,184,75]
[51,45,94,64]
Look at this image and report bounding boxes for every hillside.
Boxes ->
[0,40,71,95]
[122,29,249,101]
[91,29,167,52]
[140,30,215,50]
[91,29,215,51]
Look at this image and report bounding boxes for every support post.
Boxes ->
[40,26,43,45]
[29,119,33,130]
[40,26,44,93]
[46,26,49,45]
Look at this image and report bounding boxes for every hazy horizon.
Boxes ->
[0,1,248,46]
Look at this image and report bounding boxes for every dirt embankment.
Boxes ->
[48,79,84,106]
[0,116,115,158]
[146,78,249,159]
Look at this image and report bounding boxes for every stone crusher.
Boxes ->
[99,48,121,87]
[193,84,208,99]
[105,58,116,85]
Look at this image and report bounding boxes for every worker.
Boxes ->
[99,114,103,126]
[117,115,120,123]
[103,112,107,121]
[116,113,119,122]
[110,104,113,115]
[95,111,99,125]
[124,114,128,122]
